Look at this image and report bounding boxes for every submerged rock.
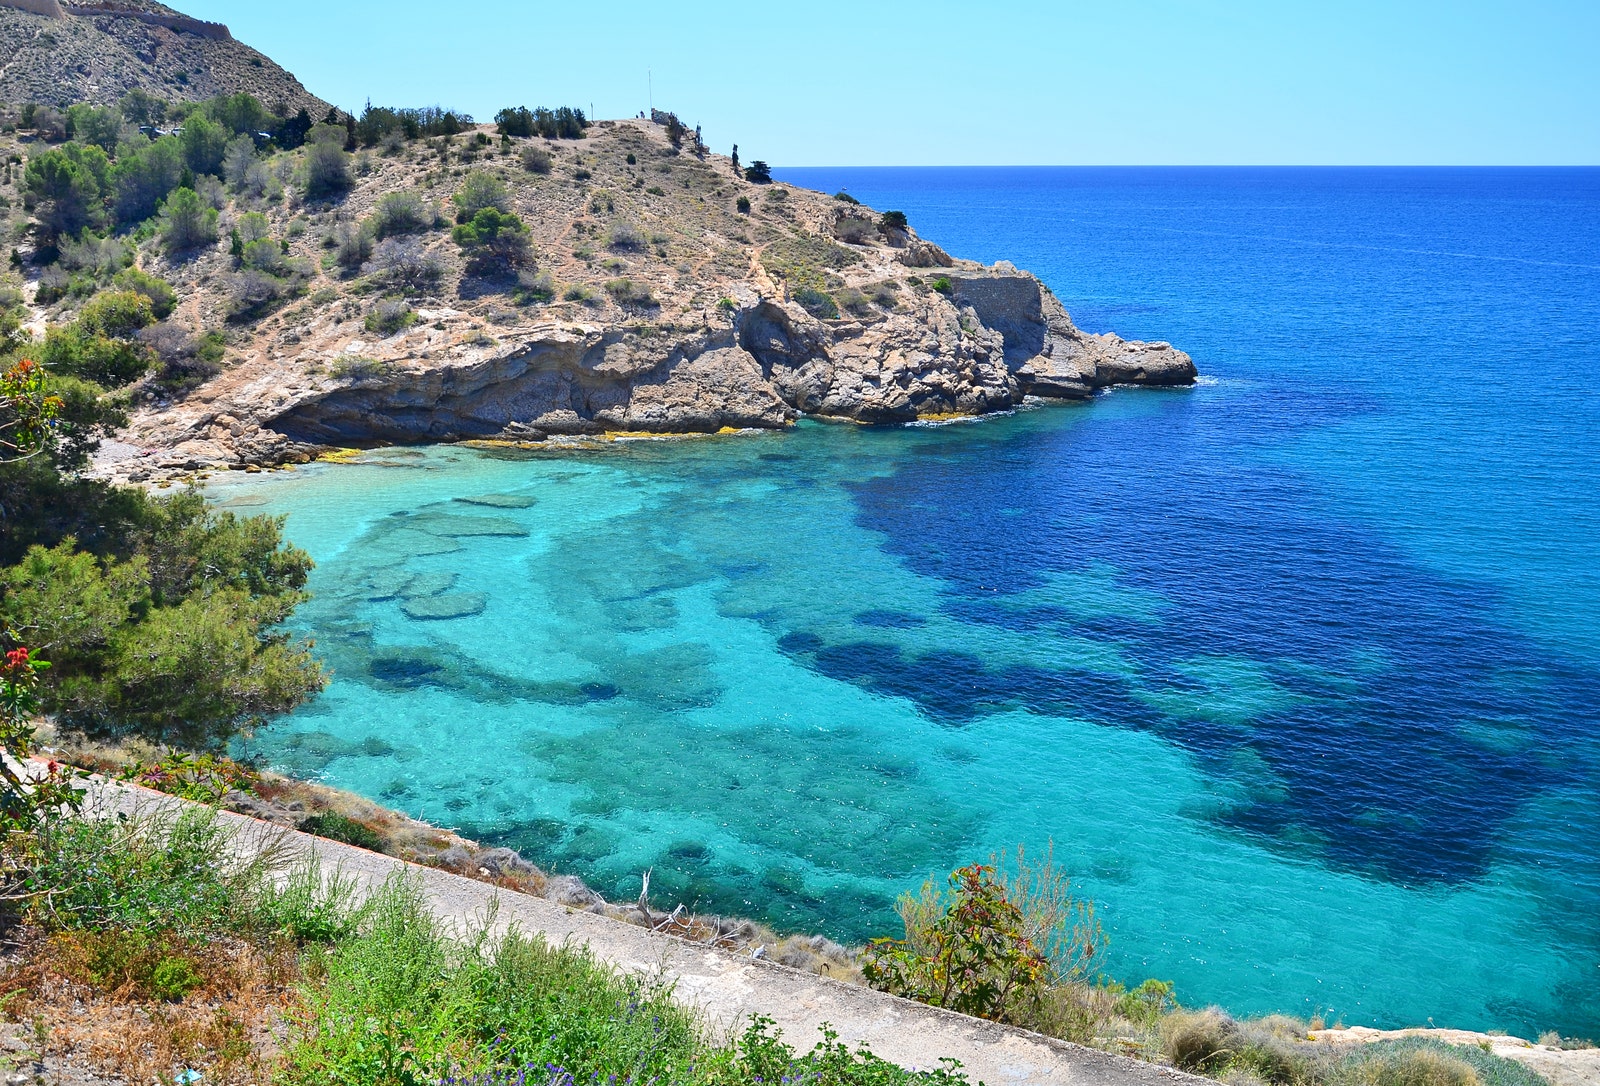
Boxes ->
[456,493,539,509]
[401,593,488,620]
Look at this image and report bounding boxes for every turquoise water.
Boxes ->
[209,168,1600,1038]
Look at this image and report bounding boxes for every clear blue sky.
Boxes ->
[179,0,1598,166]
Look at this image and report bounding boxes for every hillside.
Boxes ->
[0,0,328,115]
[6,123,1192,480]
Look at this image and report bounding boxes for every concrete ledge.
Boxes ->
[84,777,1204,1086]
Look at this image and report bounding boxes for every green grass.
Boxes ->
[759,235,860,293]
[282,876,968,1086]
[29,807,360,944]
[24,813,963,1084]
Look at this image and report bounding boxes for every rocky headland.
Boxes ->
[29,117,1196,482]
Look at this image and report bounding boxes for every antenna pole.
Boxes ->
[648,70,653,115]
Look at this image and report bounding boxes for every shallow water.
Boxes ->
[211,168,1600,1037]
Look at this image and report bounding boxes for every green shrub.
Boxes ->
[736,195,751,214]
[862,863,1050,1024]
[78,290,155,340]
[452,171,511,222]
[24,144,110,244]
[110,135,185,226]
[603,278,655,307]
[299,812,385,852]
[149,953,205,1001]
[837,286,871,316]
[329,355,393,381]
[834,190,860,204]
[452,207,532,274]
[38,320,154,387]
[120,751,258,804]
[880,210,909,233]
[867,280,900,309]
[111,267,177,319]
[303,126,353,199]
[791,286,838,320]
[514,269,556,304]
[367,191,431,239]
[160,187,219,255]
[332,220,375,271]
[518,145,553,174]
[1114,978,1176,1028]
[930,276,953,294]
[744,160,772,183]
[363,300,415,336]
[607,221,644,251]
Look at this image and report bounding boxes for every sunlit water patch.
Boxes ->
[212,168,1600,1038]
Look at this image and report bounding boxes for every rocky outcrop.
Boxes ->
[949,269,1197,398]
[102,269,1193,476]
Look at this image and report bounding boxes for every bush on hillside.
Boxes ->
[363,238,445,293]
[791,286,838,320]
[110,136,186,228]
[519,144,553,174]
[331,220,375,271]
[452,208,532,275]
[744,160,772,184]
[23,144,110,245]
[160,188,219,256]
[606,221,644,251]
[367,191,431,239]
[452,171,511,222]
[302,126,353,199]
[364,299,415,336]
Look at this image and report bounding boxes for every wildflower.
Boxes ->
[4,647,30,671]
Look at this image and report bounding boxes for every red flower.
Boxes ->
[4,647,29,672]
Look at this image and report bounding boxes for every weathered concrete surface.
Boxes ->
[85,778,1204,1086]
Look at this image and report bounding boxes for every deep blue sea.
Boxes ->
[209,168,1600,1038]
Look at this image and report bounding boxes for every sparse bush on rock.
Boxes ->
[364,299,416,336]
[367,191,431,239]
[452,171,511,222]
[364,237,445,292]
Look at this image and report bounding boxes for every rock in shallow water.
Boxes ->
[401,593,488,620]
[456,493,539,509]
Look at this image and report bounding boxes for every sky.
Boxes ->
[177,0,1599,166]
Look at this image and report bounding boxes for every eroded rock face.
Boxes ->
[106,270,1192,475]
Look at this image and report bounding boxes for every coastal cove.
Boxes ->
[206,167,1600,1040]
